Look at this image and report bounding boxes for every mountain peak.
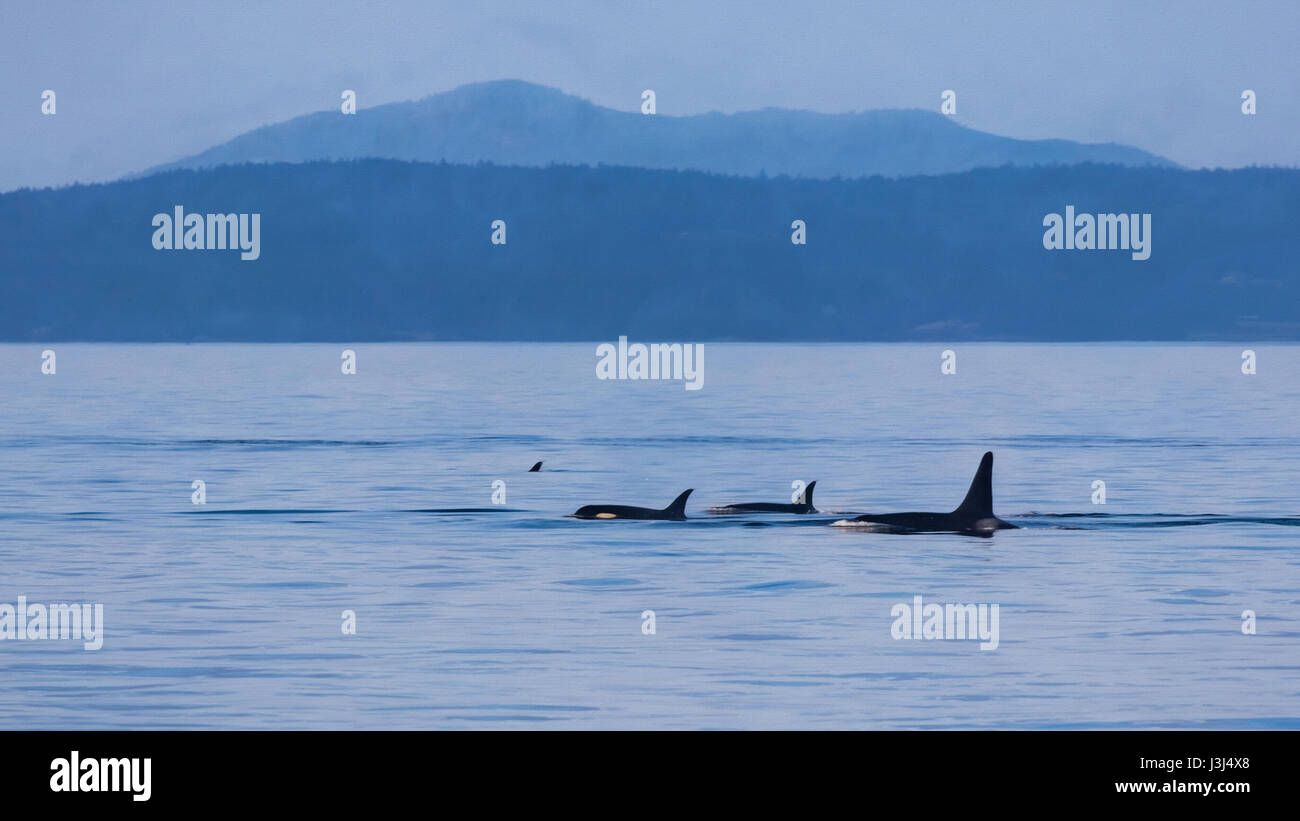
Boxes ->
[412,79,590,109]
[140,80,1174,179]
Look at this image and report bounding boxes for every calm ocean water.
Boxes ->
[0,343,1297,729]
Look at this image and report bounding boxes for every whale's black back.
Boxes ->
[710,481,816,514]
[846,451,1015,534]
[573,489,693,520]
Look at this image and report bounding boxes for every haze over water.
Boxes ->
[0,343,1296,729]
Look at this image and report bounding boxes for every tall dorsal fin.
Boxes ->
[952,452,994,518]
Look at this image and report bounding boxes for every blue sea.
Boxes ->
[0,343,1297,729]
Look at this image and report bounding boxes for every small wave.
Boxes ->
[711,633,804,641]
[183,508,354,515]
[557,577,643,589]
[1014,513,1300,528]
[403,507,522,513]
[739,580,833,592]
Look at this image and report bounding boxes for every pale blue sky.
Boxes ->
[2,0,1295,191]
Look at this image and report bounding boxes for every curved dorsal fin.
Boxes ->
[664,489,694,517]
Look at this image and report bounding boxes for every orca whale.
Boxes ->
[529,461,543,472]
[833,452,1017,536]
[708,481,817,514]
[572,489,693,521]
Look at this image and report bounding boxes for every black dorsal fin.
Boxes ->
[802,481,816,508]
[664,489,694,517]
[529,461,542,472]
[952,452,994,519]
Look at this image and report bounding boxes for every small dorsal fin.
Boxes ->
[664,489,694,517]
[802,481,816,508]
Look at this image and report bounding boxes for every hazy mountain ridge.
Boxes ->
[2,159,1292,341]
[138,80,1176,180]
